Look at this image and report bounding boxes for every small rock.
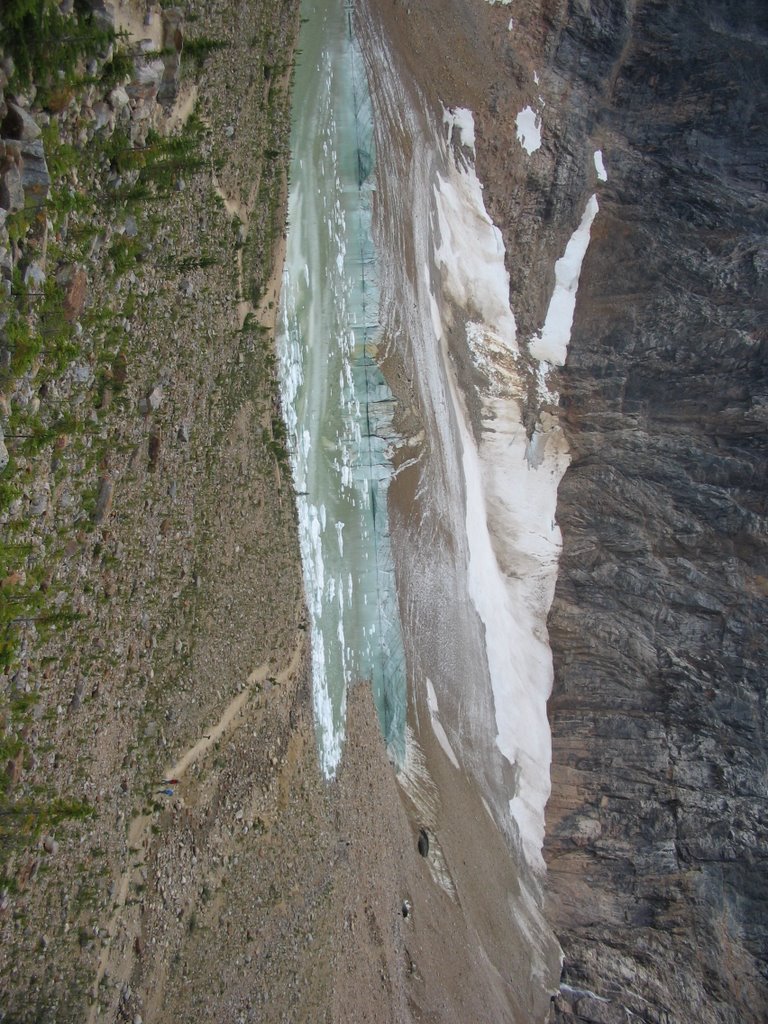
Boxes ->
[56,264,88,322]
[148,385,163,412]
[93,475,114,524]
[108,85,130,111]
[177,422,190,442]
[29,490,48,516]
[71,362,92,385]
[69,680,85,713]
[91,101,113,132]
[42,836,58,856]
[179,278,194,298]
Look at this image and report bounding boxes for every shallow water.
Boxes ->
[277,0,406,774]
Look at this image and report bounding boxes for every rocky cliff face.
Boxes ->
[542,2,768,1022]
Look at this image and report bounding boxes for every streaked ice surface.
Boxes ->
[277,0,405,775]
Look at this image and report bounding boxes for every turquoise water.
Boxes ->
[277,0,405,774]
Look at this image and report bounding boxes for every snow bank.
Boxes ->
[444,106,476,154]
[427,107,593,870]
[529,194,599,365]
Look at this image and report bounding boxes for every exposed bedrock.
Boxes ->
[363,1,766,1022]
[542,2,768,1023]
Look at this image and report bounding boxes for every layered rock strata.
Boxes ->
[543,2,768,1022]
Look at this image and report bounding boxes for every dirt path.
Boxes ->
[86,638,304,1023]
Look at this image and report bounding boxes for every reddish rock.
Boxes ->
[56,264,88,322]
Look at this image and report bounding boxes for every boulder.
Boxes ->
[19,139,50,208]
[23,262,46,290]
[2,100,42,142]
[108,86,130,111]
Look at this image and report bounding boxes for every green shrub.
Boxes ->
[0,0,114,90]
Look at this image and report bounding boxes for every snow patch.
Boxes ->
[593,148,607,181]
[515,105,541,154]
[432,110,517,351]
[443,105,475,155]
[529,194,599,365]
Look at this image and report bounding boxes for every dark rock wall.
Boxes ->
[544,2,768,1022]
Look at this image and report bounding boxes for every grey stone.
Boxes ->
[42,836,58,856]
[19,139,50,208]
[71,363,92,386]
[29,491,48,516]
[108,85,130,111]
[91,100,113,132]
[147,385,163,412]
[23,262,46,290]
